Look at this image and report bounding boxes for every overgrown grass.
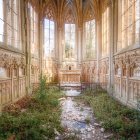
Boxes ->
[76,89,140,140]
[0,75,65,140]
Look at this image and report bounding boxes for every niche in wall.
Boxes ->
[133,66,140,77]
[0,67,7,78]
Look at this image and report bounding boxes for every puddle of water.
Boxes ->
[65,89,81,96]
[73,121,87,129]
[61,96,93,132]
[59,89,112,140]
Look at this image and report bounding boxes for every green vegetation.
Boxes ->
[0,75,65,140]
[76,89,140,140]
[85,116,91,124]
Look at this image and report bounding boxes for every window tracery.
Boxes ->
[45,3,55,21]
[102,7,110,57]
[44,3,55,58]
[121,0,140,49]
[65,24,75,59]
[0,0,21,49]
[64,8,75,59]
[84,19,96,59]
[65,10,75,24]
[28,3,38,57]
[44,19,55,58]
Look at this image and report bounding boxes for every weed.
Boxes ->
[0,75,65,140]
[77,89,140,139]
[85,117,91,124]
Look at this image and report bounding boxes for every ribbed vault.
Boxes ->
[32,0,103,25]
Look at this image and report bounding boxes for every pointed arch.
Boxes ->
[42,0,57,20]
[83,1,95,22]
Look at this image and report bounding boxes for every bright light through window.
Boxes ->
[85,19,96,59]
[65,24,75,59]
[44,19,55,58]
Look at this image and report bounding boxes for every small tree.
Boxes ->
[36,74,47,103]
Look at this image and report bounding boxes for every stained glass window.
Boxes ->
[44,19,55,58]
[65,24,75,59]
[85,19,96,59]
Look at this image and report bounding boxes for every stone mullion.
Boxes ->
[20,0,25,53]
[132,1,135,45]
[18,0,21,50]
[58,25,63,67]
[3,0,7,44]
[117,0,122,51]
[55,23,58,62]
[11,1,14,47]
[126,0,128,48]
[82,23,85,61]
[77,26,82,67]
[114,0,118,53]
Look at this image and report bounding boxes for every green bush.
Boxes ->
[36,74,48,103]
[0,75,65,140]
[79,90,140,139]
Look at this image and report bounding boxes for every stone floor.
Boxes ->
[56,89,113,140]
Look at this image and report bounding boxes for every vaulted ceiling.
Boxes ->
[28,0,112,25]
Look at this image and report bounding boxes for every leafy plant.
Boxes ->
[76,89,140,139]
[36,74,48,103]
[0,75,65,140]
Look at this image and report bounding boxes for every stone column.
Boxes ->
[24,1,31,95]
[109,1,115,94]
[39,20,44,74]
[96,20,102,83]
[58,26,63,67]
[55,23,59,61]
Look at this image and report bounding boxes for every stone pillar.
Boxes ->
[109,1,115,94]
[24,1,32,95]
[39,20,44,74]
[96,20,102,83]
[58,27,63,67]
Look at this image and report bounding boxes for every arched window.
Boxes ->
[64,8,76,59]
[28,3,38,57]
[0,0,21,49]
[44,19,55,58]
[44,3,55,58]
[121,0,140,49]
[102,7,110,57]
[65,23,75,59]
[85,19,96,59]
